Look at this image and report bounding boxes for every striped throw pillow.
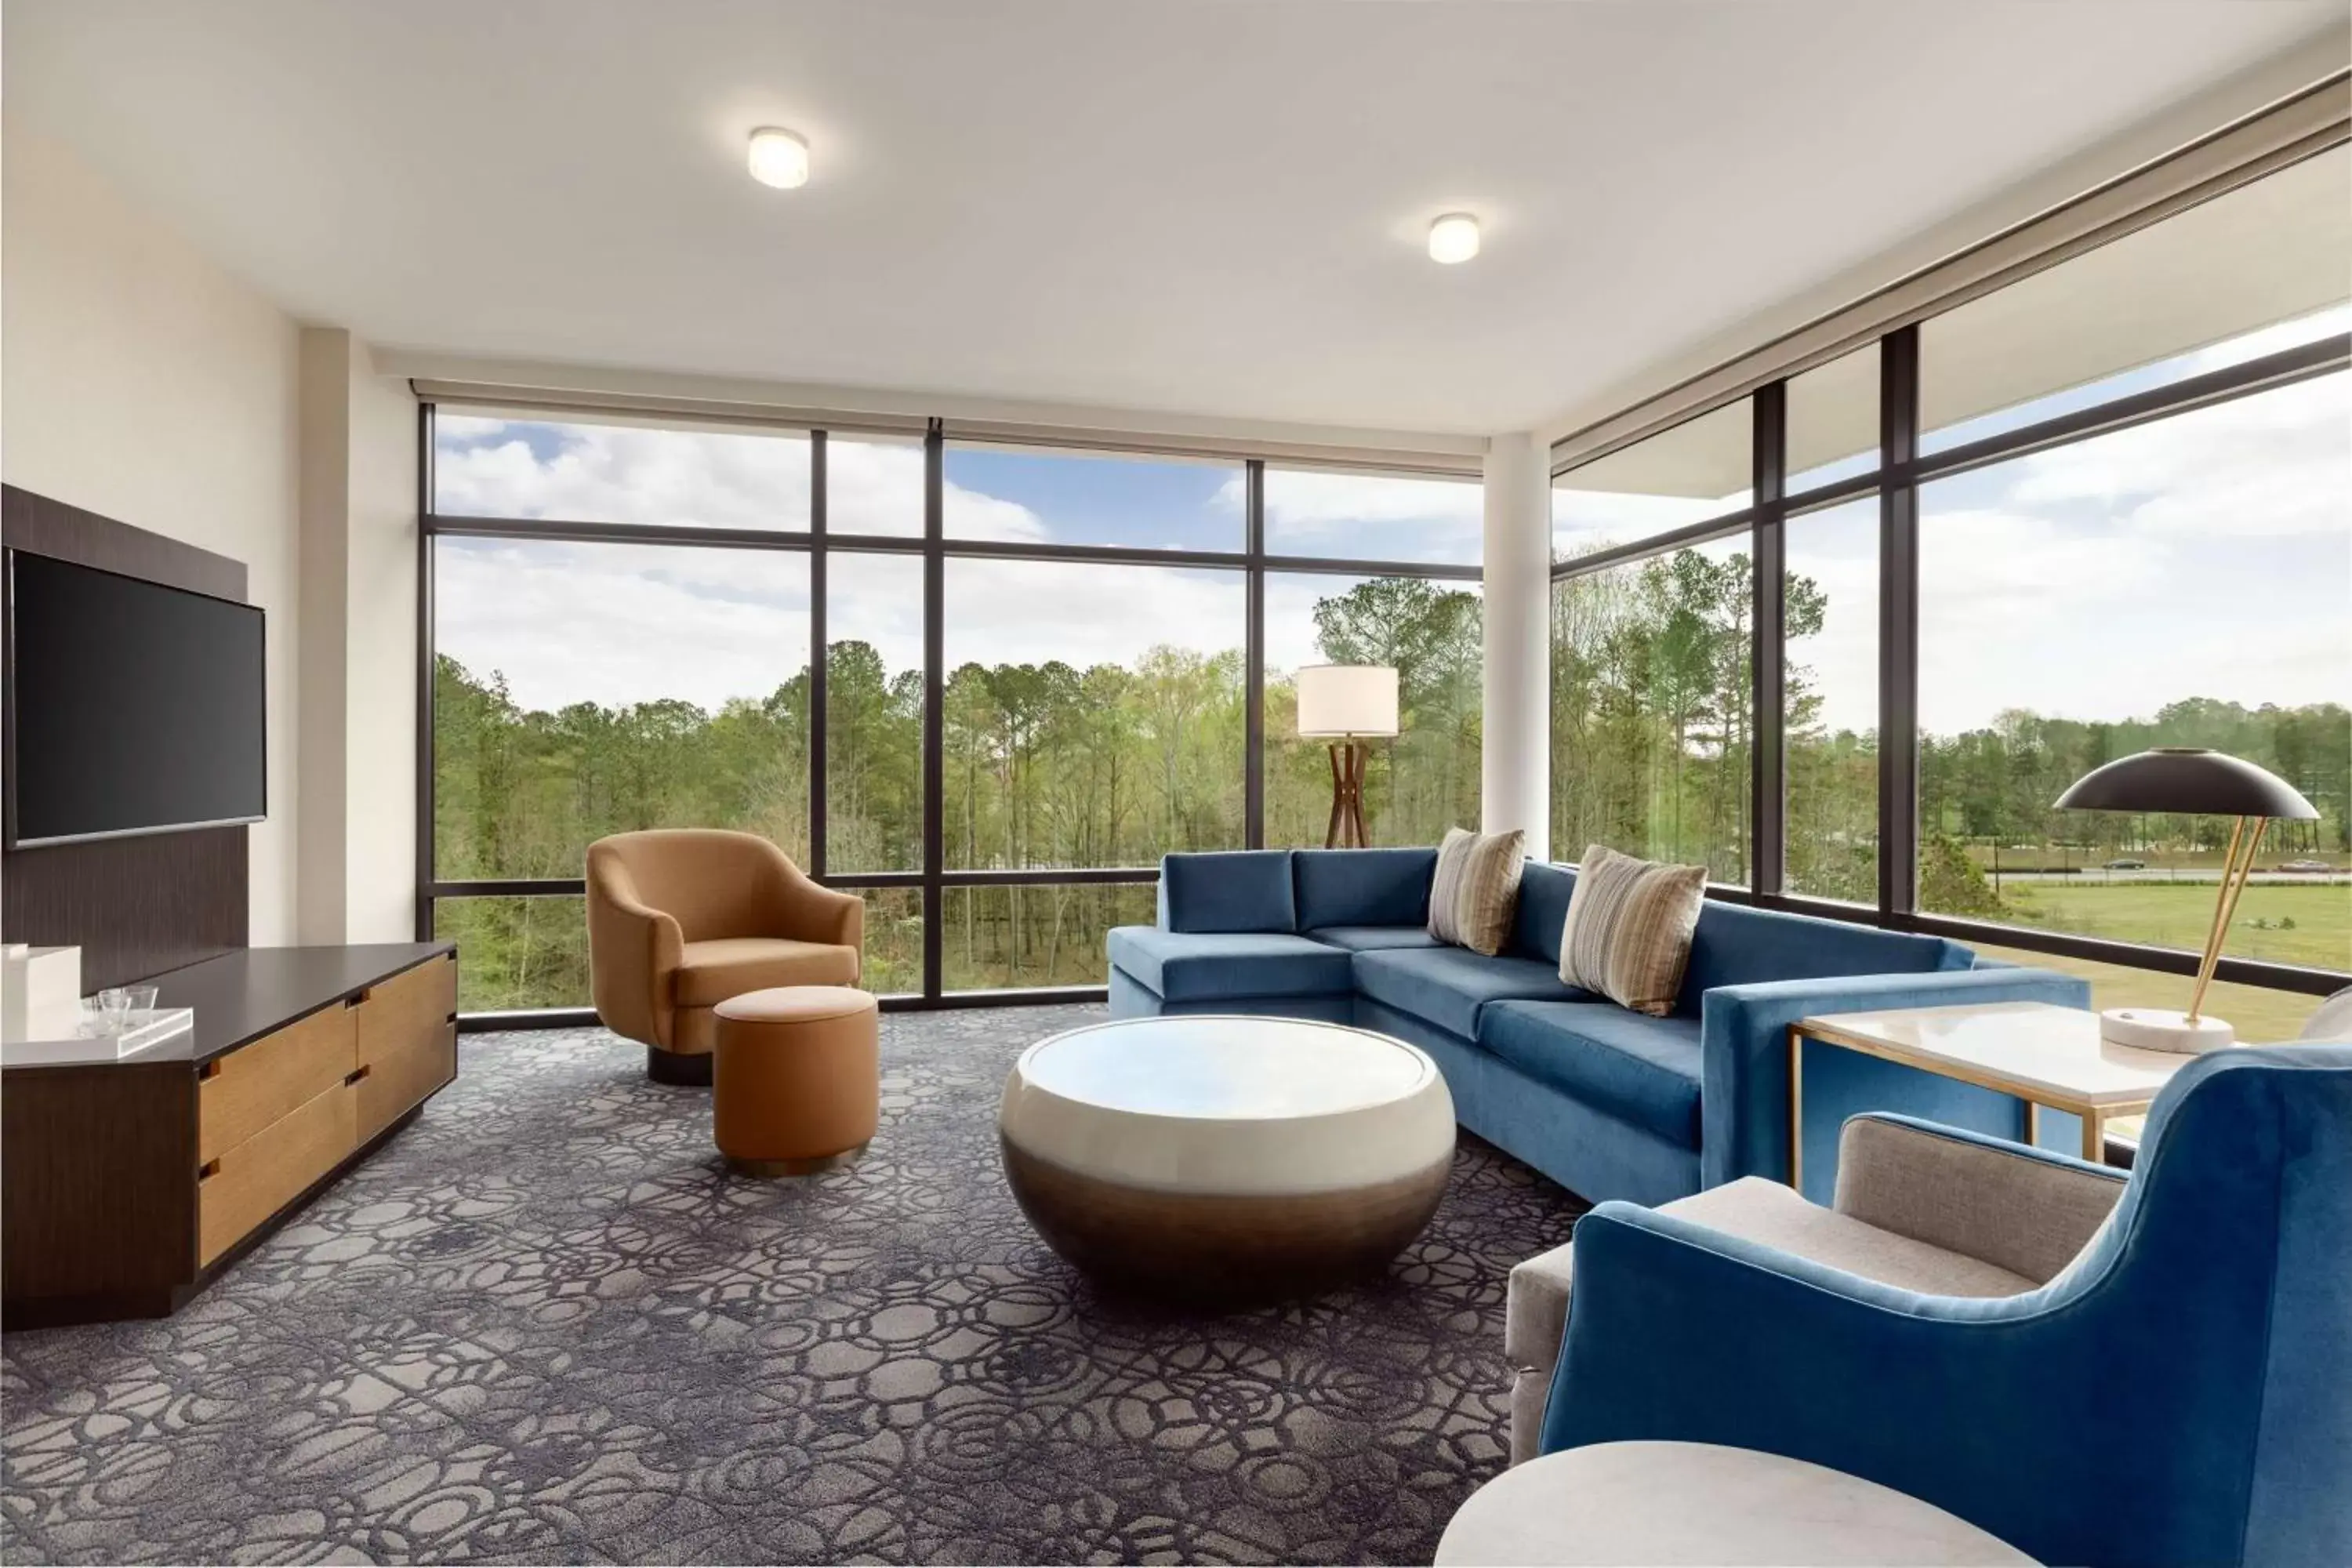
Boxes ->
[1427,826,1526,956]
[1558,844,1708,1016]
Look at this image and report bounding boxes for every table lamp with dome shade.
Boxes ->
[2053,747,2321,1053]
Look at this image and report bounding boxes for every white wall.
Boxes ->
[5,125,417,949]
[296,328,418,943]
[3,124,304,941]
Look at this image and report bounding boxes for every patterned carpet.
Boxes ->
[2,1005,1586,1565]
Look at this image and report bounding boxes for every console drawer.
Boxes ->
[198,1004,358,1166]
[358,1018,456,1145]
[198,1080,357,1265]
[357,954,457,1072]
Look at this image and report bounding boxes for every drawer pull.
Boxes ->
[199,1158,222,1180]
[346,1065,372,1085]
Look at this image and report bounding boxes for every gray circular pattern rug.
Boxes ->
[2,1005,1587,1565]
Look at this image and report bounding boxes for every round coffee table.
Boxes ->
[998,1014,1455,1301]
[1436,1441,2037,1566]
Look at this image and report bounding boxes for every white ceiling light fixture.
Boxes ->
[1427,212,1481,264]
[746,126,811,189]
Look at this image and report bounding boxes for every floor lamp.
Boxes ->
[1295,665,1398,850]
[2053,747,2320,1053]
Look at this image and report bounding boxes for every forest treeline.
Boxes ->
[434,561,2348,1008]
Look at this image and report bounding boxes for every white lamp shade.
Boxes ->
[1295,665,1399,738]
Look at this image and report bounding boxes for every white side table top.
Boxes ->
[1798,1000,2190,1109]
[1436,1441,2037,1566]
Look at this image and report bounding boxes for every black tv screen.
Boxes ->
[5,550,267,848]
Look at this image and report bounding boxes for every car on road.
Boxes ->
[2277,858,2336,873]
[2102,858,2147,869]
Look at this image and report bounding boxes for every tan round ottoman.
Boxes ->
[711,986,879,1175]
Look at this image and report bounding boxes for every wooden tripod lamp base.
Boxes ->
[1294,665,1399,854]
[1326,742,1370,849]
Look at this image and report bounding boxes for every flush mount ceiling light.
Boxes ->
[747,127,810,189]
[1427,212,1480,264]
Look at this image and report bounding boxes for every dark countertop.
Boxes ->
[3,943,454,1070]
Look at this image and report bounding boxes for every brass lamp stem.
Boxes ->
[2187,815,2264,1024]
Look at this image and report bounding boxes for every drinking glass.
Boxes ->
[95,987,135,1033]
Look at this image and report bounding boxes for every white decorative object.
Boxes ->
[2097,1006,2234,1054]
[1,1007,194,1066]
[2,944,84,1041]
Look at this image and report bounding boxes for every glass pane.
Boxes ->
[826,553,924,873]
[436,896,588,1012]
[1549,533,1756,884]
[942,443,1243,550]
[433,412,811,529]
[826,434,926,538]
[1262,466,1483,564]
[1783,499,1878,902]
[1552,398,1751,564]
[847,885,925,996]
[942,559,1245,868]
[1971,943,2327,1044]
[942,883,1156,991]
[433,537,811,878]
[1785,344,1878,494]
[1922,146,2352,452]
[1264,573,1483,849]
[1916,372,2351,968]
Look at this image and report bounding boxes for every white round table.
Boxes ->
[998,1014,1456,1301]
[1436,1441,2038,1566]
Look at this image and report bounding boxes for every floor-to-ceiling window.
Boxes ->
[423,420,1479,1017]
[1548,142,2352,1037]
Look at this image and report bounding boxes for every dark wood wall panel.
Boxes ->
[2,485,252,988]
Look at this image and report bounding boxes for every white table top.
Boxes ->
[1436,1441,2037,1566]
[1018,1014,1435,1119]
[1798,1000,2190,1109]
[1000,1015,1454,1195]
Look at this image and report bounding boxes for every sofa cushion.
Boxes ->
[1508,862,1578,965]
[1308,925,1442,953]
[1352,945,1595,1041]
[1678,899,1968,1011]
[1293,847,1437,930]
[1428,827,1526,956]
[1105,926,1352,1002]
[1159,851,1297,934]
[674,937,859,1007]
[1478,1000,1704,1147]
[1559,844,1708,1017]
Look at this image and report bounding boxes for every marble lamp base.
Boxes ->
[2100,1007,2234,1054]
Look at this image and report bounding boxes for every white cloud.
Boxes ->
[1221,468,1483,563]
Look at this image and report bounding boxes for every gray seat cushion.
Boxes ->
[1478,1001,1704,1147]
[1351,945,1596,1040]
[1105,927,1352,1003]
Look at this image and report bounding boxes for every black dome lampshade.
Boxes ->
[2051,748,2320,1054]
[2053,748,2320,819]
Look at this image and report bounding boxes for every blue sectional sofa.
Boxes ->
[1106,848,2092,1206]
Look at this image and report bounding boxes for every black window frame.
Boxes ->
[1549,307,2352,1004]
[417,415,1481,1025]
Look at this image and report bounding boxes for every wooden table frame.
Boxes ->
[1787,1017,2158,1192]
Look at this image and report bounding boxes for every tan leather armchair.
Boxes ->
[585,829,863,1083]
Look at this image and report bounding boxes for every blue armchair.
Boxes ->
[1537,1045,2352,1568]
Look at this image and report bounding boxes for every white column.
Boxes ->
[1482,431,1551,862]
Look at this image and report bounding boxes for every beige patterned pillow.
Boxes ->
[1427,826,1526,956]
[1558,844,1708,1016]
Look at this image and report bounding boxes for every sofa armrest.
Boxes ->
[1834,1113,2123,1284]
[1699,967,2091,1192]
[753,842,864,956]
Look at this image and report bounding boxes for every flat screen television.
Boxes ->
[4,549,267,848]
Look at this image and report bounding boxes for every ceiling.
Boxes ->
[5,1,2341,436]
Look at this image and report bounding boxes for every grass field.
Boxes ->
[1999,881,2350,971]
